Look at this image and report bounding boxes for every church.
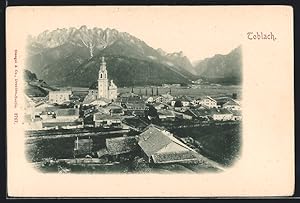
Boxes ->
[83,57,118,106]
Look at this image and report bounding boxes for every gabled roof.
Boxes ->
[210,108,232,115]
[203,96,217,103]
[138,126,175,157]
[157,109,176,117]
[56,108,79,117]
[94,113,121,121]
[224,99,240,106]
[125,102,147,109]
[138,125,195,158]
[83,94,97,104]
[229,110,242,116]
[188,109,211,117]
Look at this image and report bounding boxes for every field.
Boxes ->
[171,123,241,166]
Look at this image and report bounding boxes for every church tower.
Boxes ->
[98,57,109,99]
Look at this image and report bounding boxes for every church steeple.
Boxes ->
[98,56,108,99]
[99,57,107,80]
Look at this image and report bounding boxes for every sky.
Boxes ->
[18,6,246,62]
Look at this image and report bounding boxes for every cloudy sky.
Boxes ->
[20,6,247,62]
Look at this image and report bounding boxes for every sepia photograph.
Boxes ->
[6,6,294,197]
[24,25,242,174]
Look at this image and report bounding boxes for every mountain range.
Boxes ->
[26,26,242,87]
[193,46,242,85]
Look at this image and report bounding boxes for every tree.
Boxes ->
[147,105,158,118]
[232,93,238,99]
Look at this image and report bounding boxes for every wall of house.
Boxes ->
[49,92,71,104]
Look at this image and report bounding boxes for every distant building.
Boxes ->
[157,109,176,121]
[148,93,174,104]
[186,109,211,120]
[83,57,118,105]
[48,90,72,104]
[153,103,168,110]
[171,96,192,107]
[125,102,148,117]
[42,120,84,130]
[200,96,218,109]
[160,93,174,103]
[93,113,122,128]
[55,108,80,121]
[138,125,199,164]
[210,109,233,121]
[107,104,124,116]
[223,99,241,110]
[115,93,144,105]
[146,96,159,103]
[229,110,242,121]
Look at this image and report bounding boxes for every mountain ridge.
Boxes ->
[26,26,242,87]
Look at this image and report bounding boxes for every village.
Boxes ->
[24,57,242,173]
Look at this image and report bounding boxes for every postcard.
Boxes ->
[6,6,294,197]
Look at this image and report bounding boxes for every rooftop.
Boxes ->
[94,113,121,121]
[138,125,195,158]
[56,108,79,117]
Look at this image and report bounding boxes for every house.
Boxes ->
[55,108,80,121]
[93,113,122,128]
[48,90,72,104]
[151,93,174,104]
[124,102,148,117]
[42,120,84,130]
[200,96,218,109]
[157,110,176,121]
[160,93,174,104]
[138,125,199,164]
[152,103,168,110]
[210,108,233,121]
[191,97,203,106]
[187,109,211,120]
[83,95,111,107]
[230,110,242,121]
[146,96,159,103]
[33,102,55,113]
[171,96,192,107]
[39,111,55,120]
[32,102,62,120]
[107,104,124,116]
[223,99,241,110]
